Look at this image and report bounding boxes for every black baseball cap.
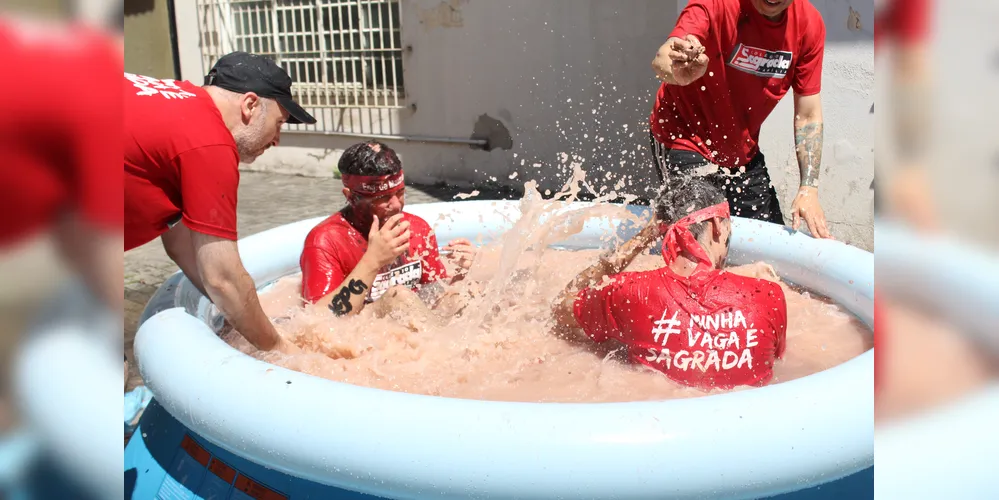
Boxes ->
[204,51,317,125]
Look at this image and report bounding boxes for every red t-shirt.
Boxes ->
[300,212,448,303]
[574,267,788,390]
[650,0,826,168]
[875,0,931,49]
[0,19,122,247]
[124,73,240,251]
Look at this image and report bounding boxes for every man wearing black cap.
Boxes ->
[124,51,316,354]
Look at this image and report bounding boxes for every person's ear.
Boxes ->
[711,217,725,242]
[342,188,352,202]
[240,92,261,123]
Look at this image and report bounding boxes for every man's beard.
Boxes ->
[234,125,268,163]
[238,152,258,164]
[237,142,265,164]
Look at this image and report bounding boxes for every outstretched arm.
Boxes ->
[790,93,833,239]
[190,231,294,353]
[552,222,661,336]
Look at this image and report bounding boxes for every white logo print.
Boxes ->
[727,43,793,79]
[651,309,683,346]
[125,73,197,100]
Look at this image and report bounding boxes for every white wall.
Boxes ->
[176,0,874,249]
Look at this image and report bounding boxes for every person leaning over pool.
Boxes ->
[299,141,478,316]
[125,51,313,356]
[552,177,788,390]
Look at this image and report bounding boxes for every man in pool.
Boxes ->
[649,0,833,239]
[300,141,477,316]
[552,177,788,390]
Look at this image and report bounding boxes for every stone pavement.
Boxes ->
[124,171,519,389]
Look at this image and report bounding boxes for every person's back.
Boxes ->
[554,176,788,390]
[574,263,787,389]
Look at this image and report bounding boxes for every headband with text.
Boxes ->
[342,170,405,197]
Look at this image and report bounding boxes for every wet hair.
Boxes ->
[653,176,727,241]
[338,141,402,176]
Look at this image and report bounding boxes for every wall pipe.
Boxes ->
[289,130,490,148]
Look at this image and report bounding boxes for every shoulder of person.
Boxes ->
[304,213,352,246]
[689,0,740,21]
[795,0,827,38]
[601,268,661,293]
[749,277,788,317]
[757,277,786,301]
[169,144,239,171]
[714,270,780,294]
[689,0,728,11]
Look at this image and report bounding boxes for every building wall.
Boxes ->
[125,0,177,79]
[176,0,874,249]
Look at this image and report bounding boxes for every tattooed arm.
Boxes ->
[320,258,381,317]
[793,93,824,189]
[790,93,833,239]
[320,214,410,316]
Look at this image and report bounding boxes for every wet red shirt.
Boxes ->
[0,20,121,247]
[875,0,932,49]
[300,212,448,303]
[124,74,240,251]
[650,0,826,168]
[574,267,788,390]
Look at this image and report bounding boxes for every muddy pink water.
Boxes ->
[226,188,871,403]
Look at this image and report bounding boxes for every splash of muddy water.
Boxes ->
[227,166,872,402]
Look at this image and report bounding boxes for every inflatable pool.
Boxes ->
[124,200,875,499]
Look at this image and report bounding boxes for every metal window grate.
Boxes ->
[196,0,406,132]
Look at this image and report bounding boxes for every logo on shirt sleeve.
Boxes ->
[726,43,793,79]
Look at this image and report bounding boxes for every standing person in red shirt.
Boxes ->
[649,0,833,239]
[125,51,316,354]
[552,177,788,390]
[300,141,477,316]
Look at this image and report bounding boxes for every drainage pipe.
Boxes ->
[290,131,489,148]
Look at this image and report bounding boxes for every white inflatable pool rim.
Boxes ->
[135,200,874,500]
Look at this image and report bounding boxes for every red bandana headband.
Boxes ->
[342,170,405,197]
[658,201,730,272]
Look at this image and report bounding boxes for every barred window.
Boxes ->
[197,0,405,114]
